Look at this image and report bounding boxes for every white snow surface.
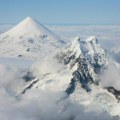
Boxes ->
[0,17,65,59]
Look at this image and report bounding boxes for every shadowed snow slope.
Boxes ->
[0,17,65,59]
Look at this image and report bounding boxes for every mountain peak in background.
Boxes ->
[4,16,57,36]
[0,17,65,59]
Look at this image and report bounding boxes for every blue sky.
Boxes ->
[0,0,120,25]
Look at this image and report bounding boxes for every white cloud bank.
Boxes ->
[0,88,113,120]
[0,62,114,120]
[100,62,120,90]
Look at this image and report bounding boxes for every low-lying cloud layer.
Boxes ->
[0,62,114,120]
[0,89,113,120]
[100,62,120,90]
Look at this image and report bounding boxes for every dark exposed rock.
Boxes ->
[18,54,22,57]
[22,72,35,82]
[21,79,38,94]
[105,87,120,102]
[65,78,76,95]
[40,34,47,39]
[63,54,95,94]
[26,48,30,51]
[28,38,34,43]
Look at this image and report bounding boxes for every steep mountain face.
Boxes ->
[57,36,107,93]
[0,17,65,59]
[19,36,120,117]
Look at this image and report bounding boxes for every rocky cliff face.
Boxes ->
[56,36,107,94]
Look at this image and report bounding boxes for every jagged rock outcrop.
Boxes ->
[105,87,120,102]
[57,36,107,94]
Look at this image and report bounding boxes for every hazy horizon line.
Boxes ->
[0,22,120,26]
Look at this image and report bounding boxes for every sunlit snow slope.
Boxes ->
[0,17,65,59]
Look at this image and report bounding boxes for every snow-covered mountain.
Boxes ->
[18,36,120,118]
[0,17,65,59]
